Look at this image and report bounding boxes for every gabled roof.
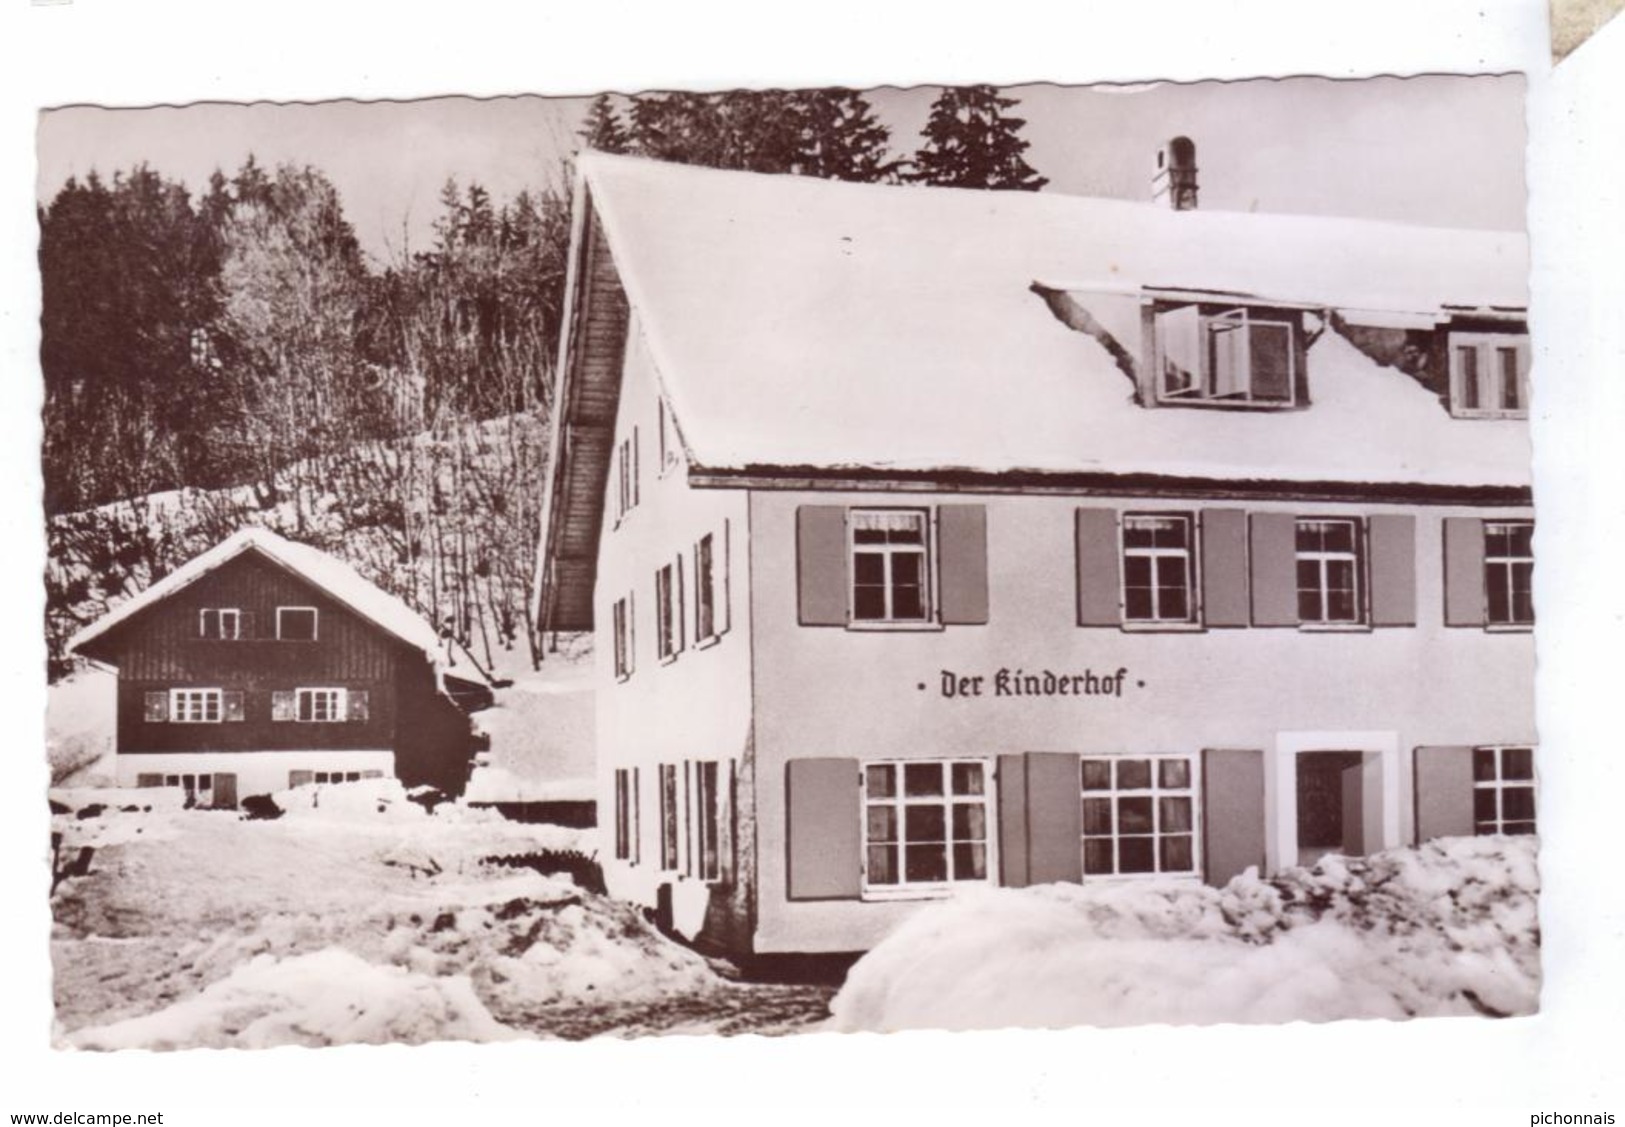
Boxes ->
[581,152,1529,490]
[69,528,444,662]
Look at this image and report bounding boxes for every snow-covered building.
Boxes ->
[532,147,1536,958]
[70,529,488,804]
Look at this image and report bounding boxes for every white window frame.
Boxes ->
[612,594,634,681]
[1448,330,1530,420]
[1080,754,1202,879]
[1483,519,1535,630]
[295,687,348,723]
[313,770,365,785]
[169,688,223,724]
[276,606,319,641]
[1295,517,1366,628]
[198,608,242,640]
[847,508,934,629]
[1119,512,1200,628]
[1472,745,1537,837]
[860,758,996,900]
[1155,303,1299,408]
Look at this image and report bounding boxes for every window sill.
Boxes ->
[1449,409,1528,421]
[658,652,680,667]
[694,632,723,651]
[1297,622,1373,634]
[860,882,991,902]
[1484,623,1535,634]
[1081,871,1203,884]
[614,672,633,684]
[1120,620,1204,634]
[845,620,946,634]
[1155,395,1297,411]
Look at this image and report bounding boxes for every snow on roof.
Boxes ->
[581,153,1530,489]
[68,527,444,662]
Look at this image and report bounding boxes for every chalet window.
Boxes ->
[658,763,680,870]
[1081,756,1199,877]
[850,509,930,624]
[655,557,685,662]
[692,760,721,882]
[199,608,243,640]
[1484,520,1535,628]
[169,688,223,723]
[1295,518,1364,626]
[1121,513,1196,625]
[862,760,992,895]
[1155,303,1297,407]
[1449,331,1529,419]
[277,606,318,641]
[314,771,367,784]
[612,594,634,680]
[295,687,347,722]
[1473,746,1536,836]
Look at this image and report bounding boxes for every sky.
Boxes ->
[35,74,1526,266]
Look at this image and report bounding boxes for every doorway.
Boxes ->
[1295,750,1379,867]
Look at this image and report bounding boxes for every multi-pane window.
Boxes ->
[1473,746,1536,836]
[314,771,365,784]
[277,606,318,641]
[1484,520,1534,627]
[199,608,242,640]
[170,688,223,723]
[863,760,990,891]
[612,595,634,680]
[296,687,346,722]
[693,760,721,882]
[1081,756,1198,876]
[655,558,685,661]
[850,509,930,623]
[1450,332,1529,419]
[1296,518,1363,625]
[695,533,718,643]
[1157,304,1296,407]
[1121,513,1195,624]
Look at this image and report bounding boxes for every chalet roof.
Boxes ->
[68,528,444,663]
[581,152,1530,490]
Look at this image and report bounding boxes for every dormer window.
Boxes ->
[1153,302,1298,408]
[1448,330,1529,419]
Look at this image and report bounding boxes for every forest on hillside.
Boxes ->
[40,85,1047,678]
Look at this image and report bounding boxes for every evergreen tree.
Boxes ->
[578,94,631,153]
[911,85,1048,191]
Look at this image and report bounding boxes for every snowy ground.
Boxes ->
[50,780,832,1049]
[463,632,595,803]
[830,836,1540,1032]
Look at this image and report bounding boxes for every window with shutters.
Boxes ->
[198,608,243,640]
[614,428,640,523]
[692,760,721,882]
[1121,513,1197,625]
[277,606,318,641]
[694,530,728,646]
[1449,331,1529,419]
[658,763,680,870]
[849,509,931,625]
[1484,520,1534,628]
[170,688,223,723]
[861,760,993,897]
[1472,746,1536,836]
[1080,756,1200,877]
[655,558,685,662]
[295,687,347,722]
[613,768,634,861]
[1295,518,1365,626]
[1155,302,1298,408]
[612,595,634,680]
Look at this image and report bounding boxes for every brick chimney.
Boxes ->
[1152,136,1198,211]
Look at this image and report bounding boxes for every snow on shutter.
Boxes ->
[1368,514,1417,627]
[1249,512,1299,627]
[785,758,861,900]
[1200,508,1249,627]
[288,770,314,788]
[223,691,246,722]
[1202,748,1267,886]
[271,691,296,722]
[136,773,163,788]
[996,753,1030,888]
[1024,752,1083,885]
[938,504,989,625]
[1414,746,1476,841]
[347,690,370,722]
[1156,304,1202,396]
[212,773,238,810]
[1443,517,1487,627]
[796,506,849,626]
[1075,508,1121,626]
[144,691,169,722]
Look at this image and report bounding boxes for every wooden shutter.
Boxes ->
[271,691,296,722]
[996,753,1030,888]
[1249,512,1299,626]
[211,773,238,810]
[785,758,861,899]
[938,504,989,625]
[347,690,370,722]
[1075,508,1121,626]
[1202,748,1267,886]
[136,773,163,787]
[289,769,315,788]
[1368,514,1417,627]
[1414,745,1476,840]
[1024,752,1083,885]
[1200,508,1249,627]
[1443,517,1487,627]
[796,506,849,626]
[223,691,246,722]
[144,691,169,722]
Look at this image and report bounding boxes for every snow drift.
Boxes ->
[829,836,1539,1032]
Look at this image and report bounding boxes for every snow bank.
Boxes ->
[67,948,516,1050]
[829,837,1539,1032]
[46,667,117,786]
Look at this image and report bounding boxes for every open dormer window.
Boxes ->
[1154,303,1298,408]
[1448,330,1529,419]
